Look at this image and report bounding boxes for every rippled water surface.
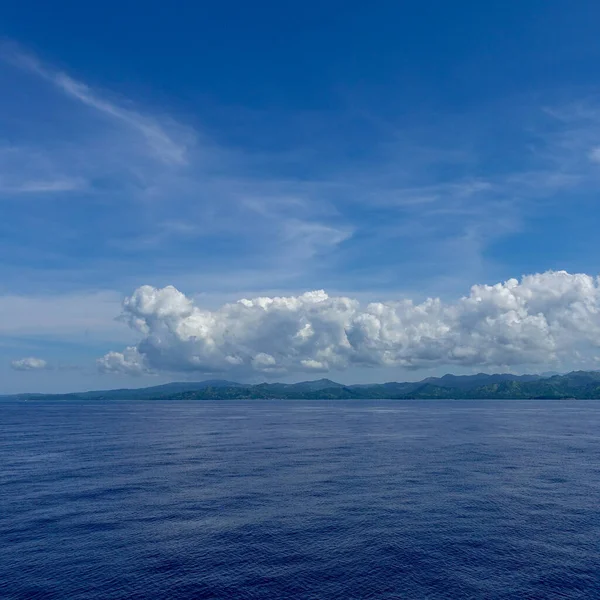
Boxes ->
[2,399,600,599]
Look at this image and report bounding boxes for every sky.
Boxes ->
[3,1,600,393]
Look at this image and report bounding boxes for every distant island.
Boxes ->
[5,371,600,401]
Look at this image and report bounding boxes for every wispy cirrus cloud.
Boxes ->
[1,42,192,166]
[0,145,85,196]
[0,177,84,194]
[0,42,354,296]
[3,42,598,290]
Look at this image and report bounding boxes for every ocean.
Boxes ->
[1,399,599,599]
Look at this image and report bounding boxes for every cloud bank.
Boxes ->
[98,270,600,376]
[10,357,49,371]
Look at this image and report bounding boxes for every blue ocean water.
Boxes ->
[1,400,600,600]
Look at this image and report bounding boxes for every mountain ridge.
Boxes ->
[4,370,600,400]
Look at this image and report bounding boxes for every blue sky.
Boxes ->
[3,1,600,393]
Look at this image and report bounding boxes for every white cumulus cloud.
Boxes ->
[97,271,600,376]
[10,357,49,371]
[97,347,147,376]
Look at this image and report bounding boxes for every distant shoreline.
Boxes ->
[4,371,600,401]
